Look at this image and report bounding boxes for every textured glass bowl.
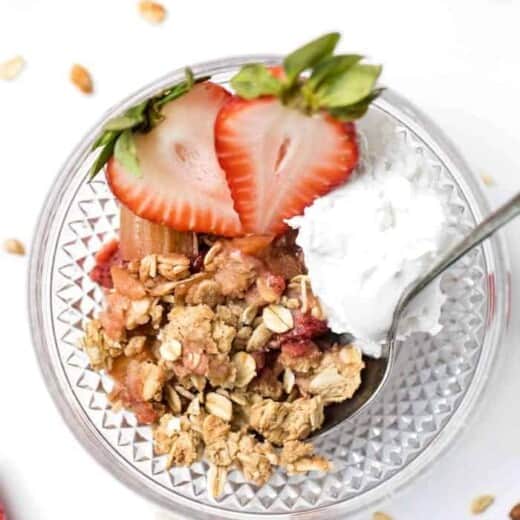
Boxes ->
[28,56,509,518]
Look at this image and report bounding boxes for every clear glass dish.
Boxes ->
[28,56,510,518]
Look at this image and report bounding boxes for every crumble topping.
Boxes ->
[82,236,364,496]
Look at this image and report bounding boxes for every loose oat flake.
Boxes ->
[510,502,520,520]
[372,513,393,520]
[262,304,294,333]
[138,1,167,23]
[470,494,495,514]
[283,368,295,393]
[205,392,233,422]
[70,64,93,94]
[481,173,495,187]
[232,351,256,387]
[3,238,25,255]
[0,55,25,80]
[160,338,182,361]
[207,463,227,498]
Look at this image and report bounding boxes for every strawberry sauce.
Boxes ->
[89,239,122,289]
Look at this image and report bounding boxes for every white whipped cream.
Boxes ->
[288,129,453,357]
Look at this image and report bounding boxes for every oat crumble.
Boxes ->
[82,234,365,496]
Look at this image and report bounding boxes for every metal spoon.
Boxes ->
[315,192,520,437]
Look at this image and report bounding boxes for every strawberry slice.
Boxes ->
[215,96,359,234]
[106,82,242,236]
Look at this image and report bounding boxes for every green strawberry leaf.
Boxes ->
[316,64,382,108]
[104,104,147,131]
[114,129,140,177]
[231,64,283,99]
[307,54,363,91]
[92,129,118,150]
[103,115,142,131]
[327,88,384,121]
[224,33,381,121]
[155,69,209,108]
[155,82,189,109]
[283,32,340,86]
[89,134,118,178]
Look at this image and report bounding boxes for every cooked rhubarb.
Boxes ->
[119,205,198,261]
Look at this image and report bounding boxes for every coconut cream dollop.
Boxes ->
[288,139,451,357]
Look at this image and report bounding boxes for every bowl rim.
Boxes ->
[27,55,510,519]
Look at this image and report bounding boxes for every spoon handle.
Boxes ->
[390,192,520,338]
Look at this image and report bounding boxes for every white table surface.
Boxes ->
[1,0,519,518]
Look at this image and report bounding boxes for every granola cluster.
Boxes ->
[82,234,365,496]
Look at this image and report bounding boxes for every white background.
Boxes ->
[1,0,520,518]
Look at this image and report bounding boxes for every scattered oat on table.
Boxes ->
[372,512,393,520]
[0,55,25,81]
[481,173,495,187]
[70,64,93,94]
[138,1,167,23]
[510,502,520,520]
[3,238,26,256]
[470,494,495,514]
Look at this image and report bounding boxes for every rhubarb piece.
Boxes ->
[119,205,198,261]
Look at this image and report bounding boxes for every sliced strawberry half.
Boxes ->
[106,82,242,236]
[215,97,359,235]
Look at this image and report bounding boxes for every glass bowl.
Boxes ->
[28,56,509,518]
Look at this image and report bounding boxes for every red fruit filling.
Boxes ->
[89,239,122,289]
